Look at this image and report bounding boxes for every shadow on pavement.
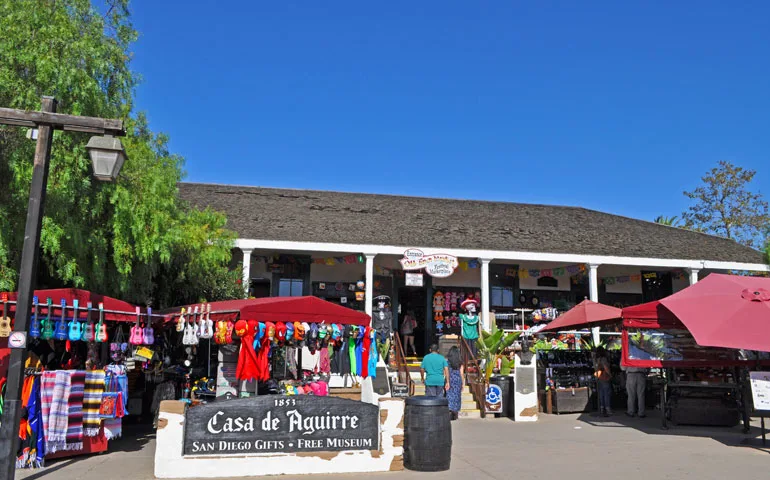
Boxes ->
[573,410,770,454]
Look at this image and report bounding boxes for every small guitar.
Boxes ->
[0,294,11,337]
[41,298,54,340]
[183,306,199,346]
[201,304,214,339]
[143,307,155,345]
[176,307,186,333]
[96,302,108,343]
[30,295,41,339]
[130,306,143,345]
[68,299,82,342]
[54,299,68,341]
[81,302,95,342]
[195,304,205,338]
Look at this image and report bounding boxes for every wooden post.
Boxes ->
[0,97,56,479]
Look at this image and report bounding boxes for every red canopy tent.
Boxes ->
[165,296,371,326]
[541,299,621,332]
[620,298,745,368]
[3,288,141,322]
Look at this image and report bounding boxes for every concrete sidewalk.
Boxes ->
[16,413,770,480]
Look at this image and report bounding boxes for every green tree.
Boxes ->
[654,216,681,227]
[681,161,770,249]
[0,0,243,306]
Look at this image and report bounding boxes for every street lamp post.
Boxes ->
[0,96,126,479]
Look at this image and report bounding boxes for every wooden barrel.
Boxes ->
[404,396,452,471]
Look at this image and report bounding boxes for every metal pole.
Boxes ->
[0,96,56,479]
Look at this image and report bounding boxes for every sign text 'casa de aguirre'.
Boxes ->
[183,396,380,456]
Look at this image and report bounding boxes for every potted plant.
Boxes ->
[475,324,520,416]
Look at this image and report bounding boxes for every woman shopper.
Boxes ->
[594,347,613,417]
[446,346,464,420]
[401,310,418,356]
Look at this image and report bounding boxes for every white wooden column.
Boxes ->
[588,263,600,344]
[688,268,700,285]
[365,254,375,319]
[241,248,253,295]
[480,258,492,332]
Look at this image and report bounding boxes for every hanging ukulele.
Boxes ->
[176,307,186,333]
[200,303,214,340]
[130,306,144,345]
[196,304,206,339]
[30,295,41,339]
[54,299,68,341]
[82,302,95,342]
[0,294,11,337]
[96,302,108,343]
[143,307,155,345]
[183,306,199,346]
[68,299,82,342]
[41,298,54,340]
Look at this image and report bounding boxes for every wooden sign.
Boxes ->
[391,383,409,398]
[183,396,380,456]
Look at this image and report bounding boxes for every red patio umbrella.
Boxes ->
[541,299,622,332]
[659,273,770,352]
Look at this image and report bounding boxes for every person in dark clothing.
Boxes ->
[446,346,464,420]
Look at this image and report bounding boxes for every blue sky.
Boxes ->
[131,1,770,222]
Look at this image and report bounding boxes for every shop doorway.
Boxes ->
[397,286,428,357]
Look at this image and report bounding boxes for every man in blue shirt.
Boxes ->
[420,344,449,397]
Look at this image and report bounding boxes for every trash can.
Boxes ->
[506,375,516,418]
[404,396,452,471]
[489,375,512,418]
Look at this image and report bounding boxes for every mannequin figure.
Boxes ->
[372,296,393,360]
[460,298,481,357]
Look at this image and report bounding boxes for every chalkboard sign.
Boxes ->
[391,383,409,398]
[183,396,380,456]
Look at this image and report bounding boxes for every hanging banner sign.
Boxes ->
[399,249,458,278]
[183,396,380,456]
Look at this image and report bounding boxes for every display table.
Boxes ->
[46,426,108,459]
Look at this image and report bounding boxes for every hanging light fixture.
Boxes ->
[85,134,127,181]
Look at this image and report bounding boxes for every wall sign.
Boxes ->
[399,249,458,278]
[485,384,503,414]
[750,371,770,411]
[405,273,424,287]
[183,396,380,456]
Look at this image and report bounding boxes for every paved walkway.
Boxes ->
[16,413,770,480]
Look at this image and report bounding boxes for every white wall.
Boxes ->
[600,265,643,294]
[310,263,365,283]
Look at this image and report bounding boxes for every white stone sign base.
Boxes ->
[154,398,405,478]
[514,354,539,422]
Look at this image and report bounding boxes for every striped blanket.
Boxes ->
[83,370,105,437]
[41,371,70,453]
[66,371,86,450]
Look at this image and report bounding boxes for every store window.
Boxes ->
[641,271,673,302]
[278,278,304,297]
[491,286,515,307]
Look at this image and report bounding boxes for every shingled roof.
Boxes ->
[178,182,766,264]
